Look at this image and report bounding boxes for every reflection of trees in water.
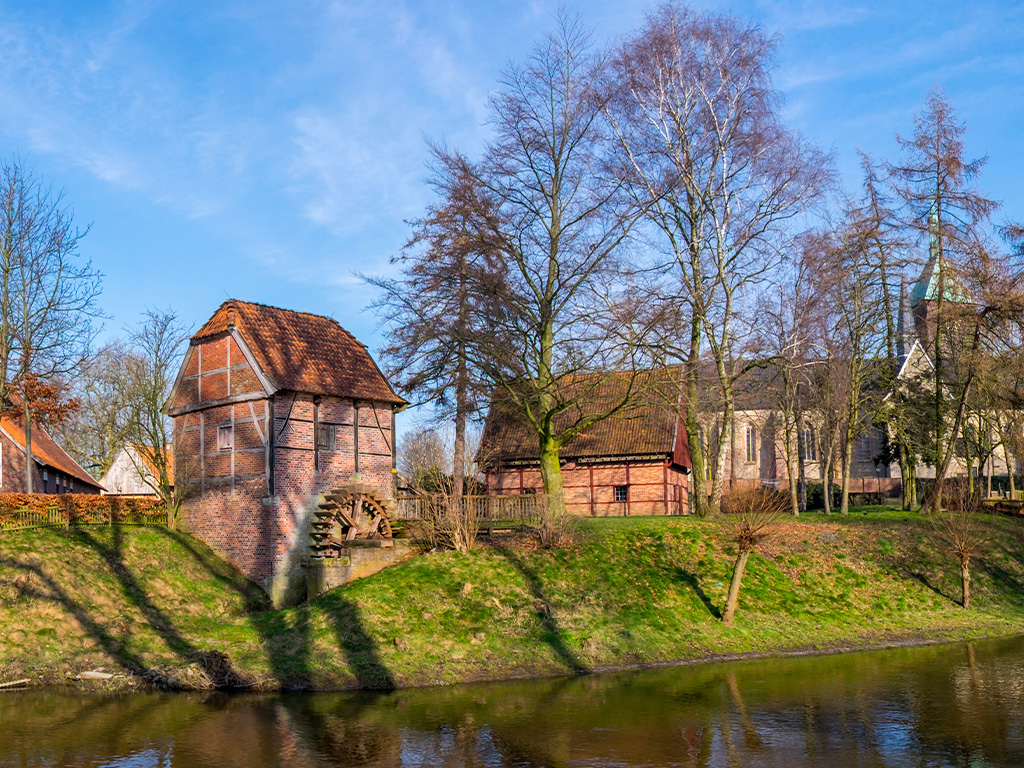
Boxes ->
[3,638,1024,766]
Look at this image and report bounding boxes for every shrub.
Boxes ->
[805,481,841,510]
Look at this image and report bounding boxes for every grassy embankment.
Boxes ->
[1,509,1023,690]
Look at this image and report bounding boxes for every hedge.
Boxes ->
[0,493,167,529]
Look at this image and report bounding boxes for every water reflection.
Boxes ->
[2,635,1024,767]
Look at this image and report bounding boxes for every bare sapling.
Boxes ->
[932,485,991,609]
[721,489,785,625]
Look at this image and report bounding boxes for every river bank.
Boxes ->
[1,511,1023,691]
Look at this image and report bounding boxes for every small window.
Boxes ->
[614,485,628,503]
[43,470,48,482]
[745,426,757,463]
[218,425,233,451]
[317,424,336,452]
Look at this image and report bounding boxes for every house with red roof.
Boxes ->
[166,300,406,606]
[479,370,691,516]
[0,409,104,495]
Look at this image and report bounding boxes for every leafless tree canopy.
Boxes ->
[0,159,102,492]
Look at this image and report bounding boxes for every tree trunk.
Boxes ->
[921,322,982,516]
[785,407,799,516]
[684,320,708,517]
[723,549,751,626]
[961,560,971,609]
[822,454,832,515]
[709,402,733,518]
[538,437,567,522]
[899,441,915,510]
[1008,444,1016,499]
[840,434,852,515]
[23,395,33,494]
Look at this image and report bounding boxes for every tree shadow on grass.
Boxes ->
[675,568,722,619]
[151,527,315,691]
[316,591,396,690]
[67,526,248,688]
[905,570,958,604]
[495,547,588,674]
[0,553,150,677]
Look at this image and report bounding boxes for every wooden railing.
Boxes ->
[393,493,547,531]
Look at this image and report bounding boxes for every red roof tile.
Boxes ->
[193,300,406,405]
[1,411,104,489]
[479,369,689,468]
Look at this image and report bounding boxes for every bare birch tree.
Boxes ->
[607,2,829,516]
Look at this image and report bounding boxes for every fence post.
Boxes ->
[108,497,115,526]
[487,496,493,537]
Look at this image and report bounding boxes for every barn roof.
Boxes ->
[192,300,406,405]
[0,409,104,490]
[479,369,690,468]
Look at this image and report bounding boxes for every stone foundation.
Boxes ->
[306,539,419,600]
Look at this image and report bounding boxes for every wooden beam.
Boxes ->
[167,390,267,417]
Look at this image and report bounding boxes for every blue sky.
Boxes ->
[1,0,1022,431]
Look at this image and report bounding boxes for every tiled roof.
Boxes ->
[0,410,104,489]
[479,369,689,467]
[193,300,406,405]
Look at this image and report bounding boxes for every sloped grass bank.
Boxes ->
[2,511,1023,690]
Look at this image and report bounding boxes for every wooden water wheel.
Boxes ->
[310,483,393,558]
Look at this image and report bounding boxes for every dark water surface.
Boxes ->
[2,635,1024,767]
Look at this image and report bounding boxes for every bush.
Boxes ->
[804,481,841,510]
[0,493,166,528]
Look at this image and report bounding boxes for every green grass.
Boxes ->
[2,509,1024,690]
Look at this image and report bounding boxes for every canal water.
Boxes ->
[2,635,1023,767]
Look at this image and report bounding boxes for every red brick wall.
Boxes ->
[0,431,98,495]
[487,458,690,516]
[173,335,397,597]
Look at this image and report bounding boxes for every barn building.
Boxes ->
[479,372,691,516]
[167,300,405,606]
[0,409,104,495]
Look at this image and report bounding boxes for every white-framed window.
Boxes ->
[803,426,817,461]
[217,425,233,451]
[745,425,757,463]
[614,485,628,503]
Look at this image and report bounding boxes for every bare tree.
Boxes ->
[367,167,503,497]
[720,488,784,625]
[123,309,189,525]
[0,159,101,492]
[890,92,1001,514]
[607,2,829,516]
[435,13,642,522]
[932,488,991,608]
[398,426,447,491]
[758,258,816,515]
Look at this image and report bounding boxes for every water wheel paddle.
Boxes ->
[310,483,393,559]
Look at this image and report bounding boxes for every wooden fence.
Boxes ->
[393,493,547,533]
[0,495,168,533]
